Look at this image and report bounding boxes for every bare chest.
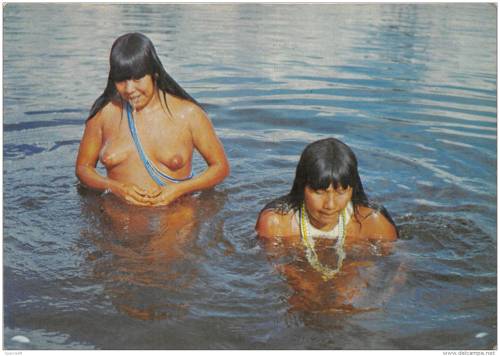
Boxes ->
[99,112,193,171]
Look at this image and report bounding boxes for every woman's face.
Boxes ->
[303,183,353,230]
[115,74,156,111]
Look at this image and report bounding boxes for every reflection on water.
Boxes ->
[4,3,496,350]
[260,231,406,316]
[79,189,228,321]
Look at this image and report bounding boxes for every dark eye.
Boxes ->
[336,187,349,195]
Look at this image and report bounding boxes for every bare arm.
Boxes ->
[359,209,398,255]
[75,112,152,205]
[76,113,111,191]
[255,209,288,240]
[151,105,230,205]
[255,208,302,260]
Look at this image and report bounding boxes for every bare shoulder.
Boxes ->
[89,100,122,127]
[99,101,123,121]
[255,208,295,239]
[356,205,398,241]
[168,94,206,122]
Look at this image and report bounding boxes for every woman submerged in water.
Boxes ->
[76,33,229,206]
[256,138,401,312]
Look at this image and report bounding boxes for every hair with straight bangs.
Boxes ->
[108,33,152,83]
[87,32,199,121]
[262,137,397,234]
[289,137,368,211]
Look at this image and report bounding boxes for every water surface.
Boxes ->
[3,3,497,350]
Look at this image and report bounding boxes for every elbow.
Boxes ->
[75,165,83,181]
[222,159,230,181]
[216,157,230,183]
[75,165,88,185]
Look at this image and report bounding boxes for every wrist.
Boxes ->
[106,179,124,195]
[175,182,190,199]
[161,182,187,202]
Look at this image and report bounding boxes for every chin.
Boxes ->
[321,220,337,227]
[134,103,146,111]
[312,216,333,226]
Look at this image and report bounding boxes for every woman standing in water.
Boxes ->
[256,138,400,311]
[76,33,229,206]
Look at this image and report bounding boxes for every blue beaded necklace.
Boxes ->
[126,102,193,186]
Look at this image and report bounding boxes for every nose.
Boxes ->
[124,80,135,94]
[323,191,336,210]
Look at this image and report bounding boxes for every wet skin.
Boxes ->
[76,74,229,206]
[256,184,401,312]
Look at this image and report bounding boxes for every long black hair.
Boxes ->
[263,137,398,233]
[87,32,199,120]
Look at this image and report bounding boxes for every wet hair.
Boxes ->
[87,32,199,120]
[263,137,398,234]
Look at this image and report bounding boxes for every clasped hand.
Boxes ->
[115,183,180,206]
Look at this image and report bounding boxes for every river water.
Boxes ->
[3,3,496,350]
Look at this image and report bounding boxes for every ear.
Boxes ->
[152,73,159,87]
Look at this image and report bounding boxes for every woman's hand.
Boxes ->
[111,182,161,206]
[148,185,183,206]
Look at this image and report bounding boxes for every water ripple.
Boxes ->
[3,3,496,350]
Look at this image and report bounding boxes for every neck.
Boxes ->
[306,209,340,231]
[133,89,161,114]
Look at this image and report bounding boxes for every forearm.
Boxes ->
[75,165,122,193]
[175,161,229,198]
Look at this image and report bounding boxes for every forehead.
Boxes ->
[306,183,350,191]
[111,61,151,82]
[115,74,151,83]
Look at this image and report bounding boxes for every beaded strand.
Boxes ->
[300,202,348,281]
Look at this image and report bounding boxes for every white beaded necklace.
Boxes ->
[299,201,353,280]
